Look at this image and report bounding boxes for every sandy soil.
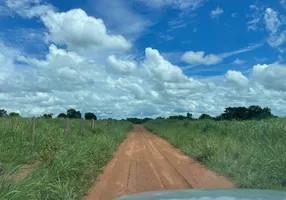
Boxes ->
[83,125,235,200]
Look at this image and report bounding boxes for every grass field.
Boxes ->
[0,117,132,200]
[144,119,286,191]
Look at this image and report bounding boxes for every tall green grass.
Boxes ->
[0,117,132,199]
[144,119,286,191]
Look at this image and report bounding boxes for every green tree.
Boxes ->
[247,105,273,120]
[187,113,193,120]
[216,105,275,121]
[57,113,67,118]
[42,113,53,119]
[168,115,187,120]
[85,112,97,120]
[126,118,152,124]
[9,112,20,117]
[0,109,8,117]
[67,109,82,119]
[199,114,213,120]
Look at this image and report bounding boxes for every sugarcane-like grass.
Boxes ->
[144,119,286,191]
[0,117,132,199]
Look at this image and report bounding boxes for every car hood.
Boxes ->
[114,189,286,200]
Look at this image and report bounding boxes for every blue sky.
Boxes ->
[1,0,284,73]
[0,0,286,118]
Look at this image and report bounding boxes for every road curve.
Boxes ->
[83,125,235,200]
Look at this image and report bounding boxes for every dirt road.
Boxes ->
[83,125,235,200]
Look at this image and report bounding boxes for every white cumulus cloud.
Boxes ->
[225,70,249,88]
[41,9,131,50]
[181,51,222,66]
[210,6,224,19]
[2,1,286,118]
[233,59,245,65]
[107,55,137,73]
[252,63,286,91]
[144,48,187,82]
[2,41,286,117]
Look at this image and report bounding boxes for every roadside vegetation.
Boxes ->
[0,117,132,200]
[144,118,286,191]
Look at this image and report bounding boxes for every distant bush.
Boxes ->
[67,109,82,119]
[9,112,20,117]
[126,118,152,124]
[57,113,67,118]
[85,112,97,120]
[198,114,213,120]
[0,109,8,117]
[216,105,276,121]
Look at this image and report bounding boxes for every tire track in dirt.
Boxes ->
[83,125,235,200]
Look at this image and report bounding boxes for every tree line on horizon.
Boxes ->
[0,105,278,123]
[0,108,97,120]
[126,105,278,124]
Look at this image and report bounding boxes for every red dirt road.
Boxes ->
[83,125,235,200]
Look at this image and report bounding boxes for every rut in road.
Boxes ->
[83,125,235,200]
